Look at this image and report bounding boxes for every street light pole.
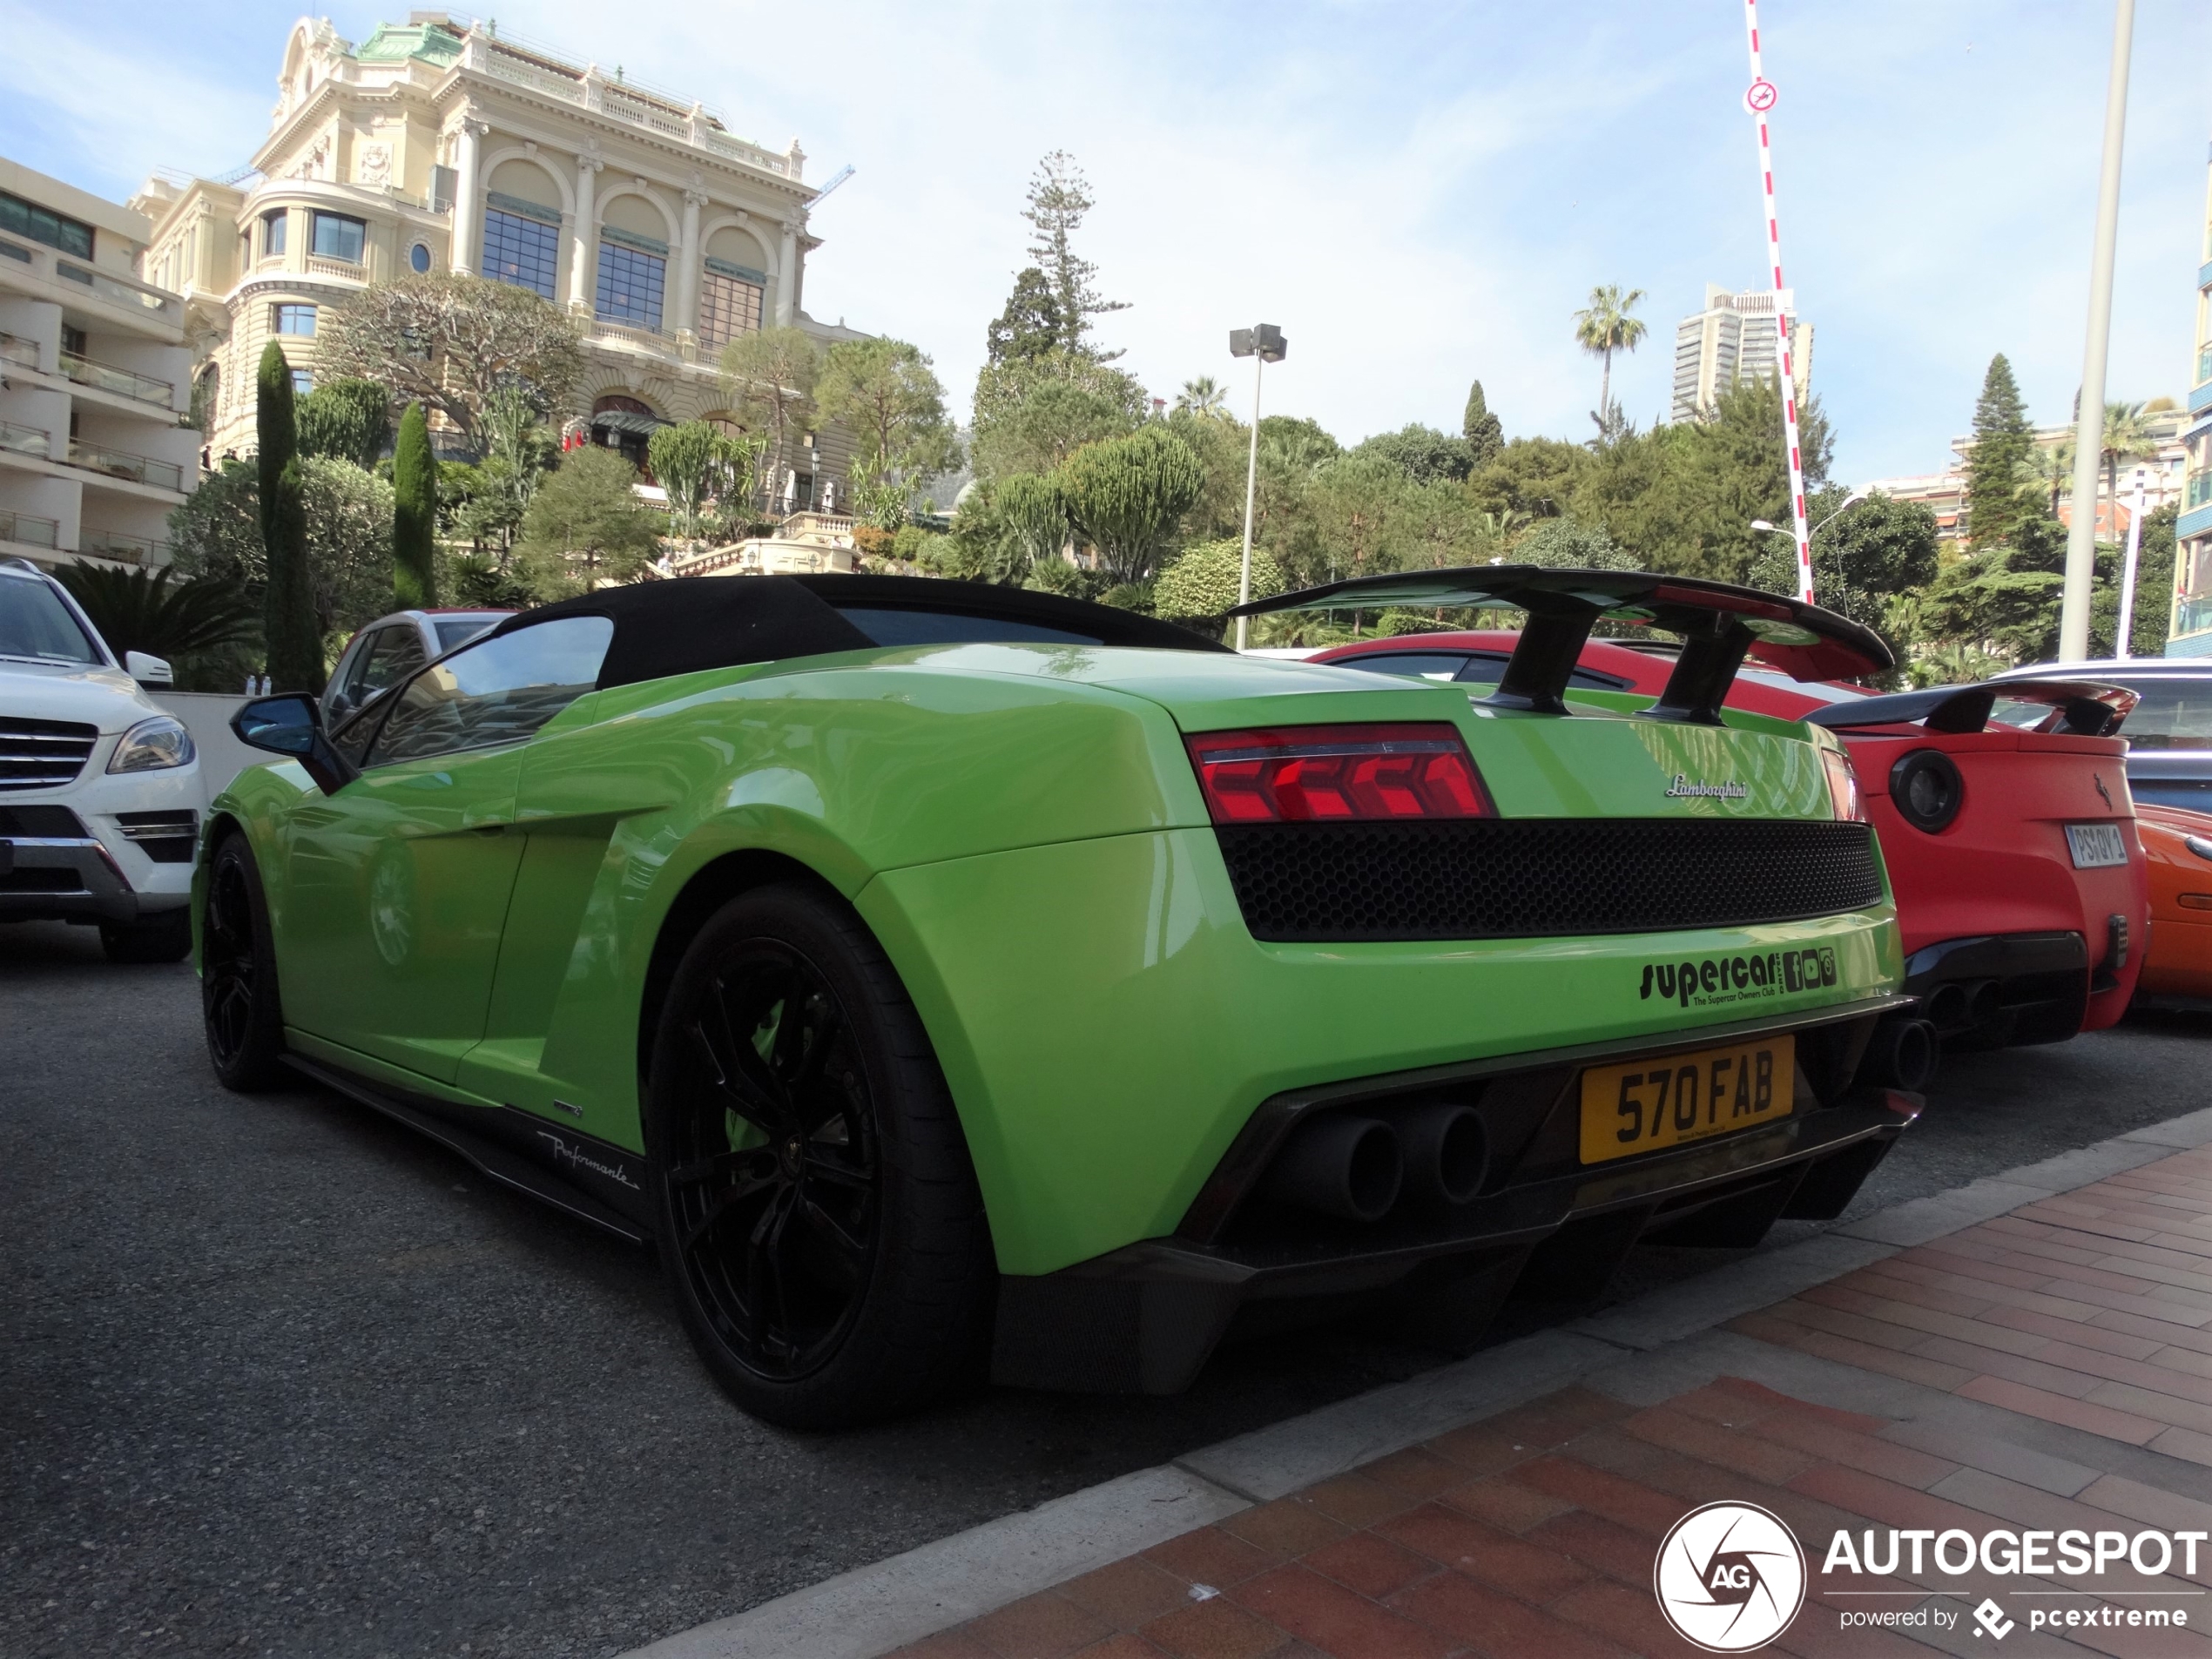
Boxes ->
[1229,325,1287,651]
[2060,0,2137,662]
[2117,466,2148,659]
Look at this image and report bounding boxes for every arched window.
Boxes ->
[590,394,662,471]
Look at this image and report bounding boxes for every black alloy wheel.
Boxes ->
[673,944,879,1379]
[648,884,994,1428]
[201,834,287,1089]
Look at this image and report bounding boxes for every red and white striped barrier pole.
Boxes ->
[1742,0,1815,603]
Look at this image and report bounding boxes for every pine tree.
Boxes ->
[1963,354,2035,550]
[255,342,321,693]
[1022,151,1126,360]
[392,401,438,608]
[1461,381,1504,468]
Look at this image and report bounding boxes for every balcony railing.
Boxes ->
[2177,596,2212,638]
[0,234,181,322]
[304,255,366,280]
[0,418,52,458]
[58,350,175,408]
[0,333,37,370]
[590,318,676,351]
[66,439,184,492]
[78,527,168,563]
[0,508,58,549]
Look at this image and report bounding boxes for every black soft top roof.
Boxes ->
[491,574,1230,690]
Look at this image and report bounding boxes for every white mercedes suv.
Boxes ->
[1,557,200,961]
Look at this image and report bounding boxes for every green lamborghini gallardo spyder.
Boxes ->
[197,569,1919,1426]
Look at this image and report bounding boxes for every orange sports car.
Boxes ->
[2137,804,2212,1003]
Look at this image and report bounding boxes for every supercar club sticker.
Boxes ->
[1654,1502,1807,1651]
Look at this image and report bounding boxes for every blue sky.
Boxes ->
[3,0,2207,484]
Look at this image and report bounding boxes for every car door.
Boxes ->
[274,616,614,1082]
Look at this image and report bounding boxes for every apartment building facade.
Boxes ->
[1669,285,1813,423]
[134,14,864,505]
[2173,144,2212,658]
[0,157,196,570]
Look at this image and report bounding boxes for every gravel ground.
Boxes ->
[4,918,2206,1659]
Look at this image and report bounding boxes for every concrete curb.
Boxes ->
[616,1105,2212,1659]
[623,1466,1246,1659]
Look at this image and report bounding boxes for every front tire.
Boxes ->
[646,883,994,1429]
[201,834,287,1090]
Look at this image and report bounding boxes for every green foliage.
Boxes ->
[994,472,1072,574]
[648,420,749,539]
[314,272,583,454]
[718,326,821,504]
[1572,284,1648,421]
[516,445,662,593]
[1020,151,1125,359]
[985,267,1064,368]
[1460,381,1504,467]
[1166,407,1254,544]
[1466,436,1589,523]
[169,455,398,667]
[1155,537,1285,619]
[1963,354,2036,550]
[255,341,321,692]
[50,565,257,682]
[972,370,1143,481]
[1748,489,1941,669]
[1353,423,1475,486]
[2093,500,2176,658]
[448,552,538,610]
[444,390,559,551]
[815,338,960,525]
[295,378,390,469]
[392,401,436,608]
[1056,427,1204,583]
[1512,517,1635,570]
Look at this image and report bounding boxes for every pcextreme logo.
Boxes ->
[1653,1502,1807,1651]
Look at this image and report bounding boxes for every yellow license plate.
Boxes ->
[1578,1035,1794,1164]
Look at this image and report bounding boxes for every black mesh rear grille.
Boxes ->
[1216,819,1883,941]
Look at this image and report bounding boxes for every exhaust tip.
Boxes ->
[1925,982,1967,1030]
[1965,978,2002,1028]
[1264,1115,1403,1224]
[1401,1104,1489,1207]
[1865,1017,1939,1092]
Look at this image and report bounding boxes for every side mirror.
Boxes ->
[231,694,360,795]
[125,651,173,685]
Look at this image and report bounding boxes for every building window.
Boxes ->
[595,242,665,332]
[309,211,366,264]
[291,368,314,395]
[0,189,94,260]
[409,241,432,274]
[698,266,764,349]
[482,208,558,300]
[273,303,317,336]
[61,324,88,357]
[261,210,287,259]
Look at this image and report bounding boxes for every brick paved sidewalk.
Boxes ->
[888,1146,2212,1659]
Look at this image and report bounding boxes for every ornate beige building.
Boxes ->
[132,14,864,502]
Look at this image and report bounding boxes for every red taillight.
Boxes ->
[1184,724,1495,824]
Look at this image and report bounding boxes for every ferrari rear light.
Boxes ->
[1818,745,1866,824]
[1185,724,1494,824]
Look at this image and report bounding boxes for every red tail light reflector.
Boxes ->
[1184,724,1495,824]
[1818,745,1866,823]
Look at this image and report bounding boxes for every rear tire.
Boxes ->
[200,834,288,1091]
[645,882,995,1429]
[101,907,192,964]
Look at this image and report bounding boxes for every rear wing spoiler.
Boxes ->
[1231,565,1892,723]
[1803,678,2137,738]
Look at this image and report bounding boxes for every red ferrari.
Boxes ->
[1310,631,2150,1062]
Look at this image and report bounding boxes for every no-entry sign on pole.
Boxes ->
[1741,2,1815,604]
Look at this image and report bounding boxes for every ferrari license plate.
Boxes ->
[1578,1036,1794,1164]
[2067,823,2128,869]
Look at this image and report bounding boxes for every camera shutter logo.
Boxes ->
[1653,1501,1806,1651]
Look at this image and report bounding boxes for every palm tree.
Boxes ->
[2099,400,2157,529]
[1175,375,1229,420]
[2029,438,2074,520]
[1572,285,1648,426]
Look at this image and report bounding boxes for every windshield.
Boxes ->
[0,575,101,664]
[2108,680,2212,751]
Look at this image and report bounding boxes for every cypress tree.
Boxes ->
[1461,380,1504,468]
[392,401,438,609]
[255,342,321,693]
[1963,354,2035,550]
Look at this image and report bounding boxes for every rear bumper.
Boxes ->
[990,998,1917,1394]
[1905,932,2092,1047]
